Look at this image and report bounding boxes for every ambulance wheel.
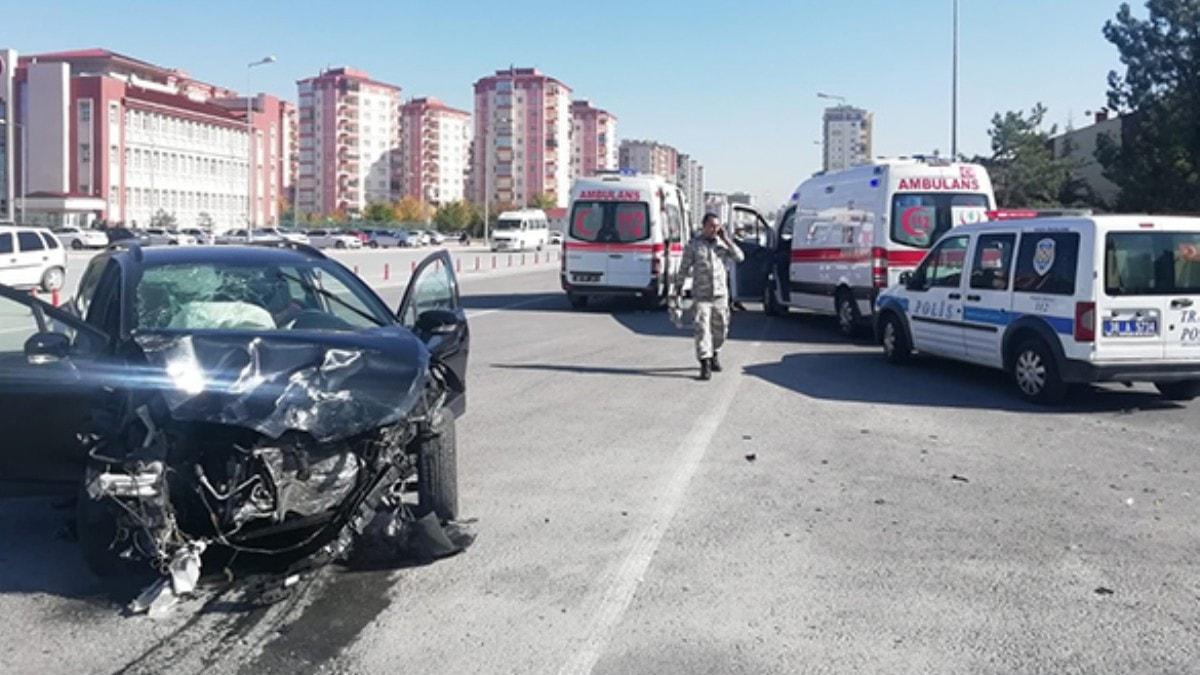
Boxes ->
[1012,338,1067,405]
[567,293,588,310]
[880,313,911,364]
[835,291,861,336]
[763,278,787,316]
[1154,380,1200,401]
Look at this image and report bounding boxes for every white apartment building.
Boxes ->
[400,97,470,204]
[823,105,873,172]
[676,154,704,224]
[473,67,572,208]
[619,139,678,183]
[297,67,401,217]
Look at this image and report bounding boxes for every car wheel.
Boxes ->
[368,241,379,249]
[40,267,65,292]
[335,240,346,249]
[1154,380,1200,401]
[880,313,911,364]
[763,276,787,316]
[70,239,83,250]
[836,291,861,336]
[1012,338,1067,405]
[418,408,458,521]
[568,293,588,310]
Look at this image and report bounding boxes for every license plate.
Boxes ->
[572,272,601,283]
[1103,318,1159,337]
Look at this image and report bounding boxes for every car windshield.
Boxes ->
[1106,231,1200,296]
[134,260,390,332]
[495,219,522,231]
[891,193,990,248]
[568,201,650,243]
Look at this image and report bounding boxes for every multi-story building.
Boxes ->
[472,67,572,208]
[676,154,704,224]
[569,100,617,179]
[399,97,470,205]
[281,100,298,213]
[619,139,678,183]
[296,67,401,218]
[823,105,873,172]
[0,47,290,229]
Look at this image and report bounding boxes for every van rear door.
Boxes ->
[566,199,653,289]
[1103,229,1200,361]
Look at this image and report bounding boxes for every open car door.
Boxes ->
[730,204,772,302]
[398,250,470,415]
[0,284,112,494]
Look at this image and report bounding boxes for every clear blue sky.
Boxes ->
[8,0,1129,208]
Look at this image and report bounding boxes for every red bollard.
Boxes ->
[411,260,417,273]
[492,256,496,269]
[353,264,359,276]
[51,289,60,307]
[384,263,390,280]
[521,253,526,266]
[508,254,512,268]
[455,257,461,273]
[475,257,480,271]
[535,252,539,264]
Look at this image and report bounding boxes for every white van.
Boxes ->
[0,226,68,291]
[736,158,996,335]
[874,215,1200,403]
[491,209,549,252]
[562,172,693,309]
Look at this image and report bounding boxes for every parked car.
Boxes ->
[52,226,108,250]
[142,227,197,246]
[548,231,564,246]
[276,228,313,245]
[105,226,139,244]
[176,227,216,246]
[410,230,432,247]
[0,245,468,595]
[0,226,67,291]
[425,230,446,245]
[368,229,412,248]
[215,229,283,245]
[308,228,363,249]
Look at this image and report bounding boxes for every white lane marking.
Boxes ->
[559,366,745,675]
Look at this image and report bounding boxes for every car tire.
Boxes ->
[335,240,346,249]
[1154,380,1200,401]
[836,291,861,337]
[70,239,83,250]
[368,241,379,249]
[568,293,588,310]
[40,266,65,292]
[880,313,911,365]
[763,277,787,316]
[418,410,458,521]
[1012,338,1067,405]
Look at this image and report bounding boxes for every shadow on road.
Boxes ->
[743,351,1184,413]
[492,363,697,380]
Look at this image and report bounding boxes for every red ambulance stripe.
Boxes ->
[565,242,659,253]
[789,248,928,266]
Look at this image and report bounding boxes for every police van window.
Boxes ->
[891,193,989,249]
[17,231,44,252]
[568,201,651,243]
[969,234,1016,290]
[1105,232,1200,296]
[1014,232,1080,295]
[912,236,969,290]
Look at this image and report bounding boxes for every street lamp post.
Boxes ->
[246,56,276,236]
[1,118,27,225]
[951,0,959,159]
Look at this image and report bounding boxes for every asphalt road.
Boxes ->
[1,266,1198,674]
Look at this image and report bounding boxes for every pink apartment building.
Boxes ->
[0,48,290,229]
[569,100,617,179]
[399,97,470,205]
[472,67,572,209]
[296,67,401,217]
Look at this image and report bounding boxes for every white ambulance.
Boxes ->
[562,171,693,309]
[735,158,996,335]
[490,209,549,252]
[874,215,1200,404]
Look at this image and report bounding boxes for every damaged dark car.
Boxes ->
[0,243,469,612]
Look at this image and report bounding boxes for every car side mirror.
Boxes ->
[898,271,913,287]
[415,308,461,336]
[24,331,71,365]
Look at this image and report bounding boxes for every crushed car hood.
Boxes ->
[131,327,430,442]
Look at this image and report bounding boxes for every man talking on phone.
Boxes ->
[675,213,744,381]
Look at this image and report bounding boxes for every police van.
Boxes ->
[873,215,1200,404]
[736,158,996,335]
[490,209,549,252]
[562,171,692,309]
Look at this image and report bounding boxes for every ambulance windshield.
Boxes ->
[891,193,990,248]
[569,201,650,243]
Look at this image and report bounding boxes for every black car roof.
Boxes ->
[109,244,325,268]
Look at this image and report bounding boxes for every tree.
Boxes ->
[433,200,478,232]
[1097,0,1200,212]
[363,201,396,222]
[150,209,178,229]
[974,103,1075,208]
[528,192,556,210]
[394,196,431,223]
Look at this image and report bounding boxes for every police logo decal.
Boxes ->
[1032,238,1056,276]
